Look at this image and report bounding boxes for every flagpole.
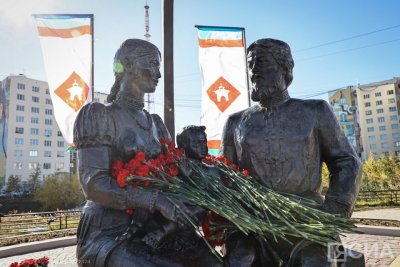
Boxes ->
[242,28,251,107]
[163,0,175,140]
[91,15,94,101]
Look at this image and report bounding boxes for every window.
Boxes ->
[387,90,394,95]
[377,108,384,114]
[381,143,389,149]
[395,141,400,147]
[15,127,24,134]
[44,151,51,157]
[28,163,39,169]
[370,144,377,149]
[32,96,39,103]
[30,128,39,135]
[43,163,51,170]
[389,107,397,112]
[368,135,376,141]
[393,133,400,139]
[379,126,386,131]
[15,138,23,145]
[383,151,390,157]
[32,86,39,92]
[380,134,388,140]
[31,117,39,124]
[44,140,52,146]
[16,116,24,122]
[13,162,23,169]
[365,110,372,115]
[376,100,383,105]
[378,117,385,123]
[45,119,52,125]
[44,129,52,137]
[16,105,24,111]
[45,98,52,105]
[365,102,371,107]
[366,118,373,124]
[55,162,64,171]
[57,131,63,137]
[375,92,381,97]
[14,150,23,157]
[392,124,399,130]
[29,150,38,157]
[388,98,396,103]
[391,115,398,121]
[30,139,39,146]
[17,83,25,90]
[367,127,374,132]
[17,94,25,100]
[45,109,53,115]
[57,151,65,157]
[45,89,50,94]
[57,141,65,147]
[31,107,39,113]
[363,94,370,99]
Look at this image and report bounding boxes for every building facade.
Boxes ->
[0,75,71,184]
[357,78,400,158]
[328,86,363,157]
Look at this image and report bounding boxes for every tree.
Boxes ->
[6,175,21,192]
[28,165,42,193]
[34,173,85,211]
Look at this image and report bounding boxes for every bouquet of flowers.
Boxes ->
[112,139,356,254]
[8,257,49,267]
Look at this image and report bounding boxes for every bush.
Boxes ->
[34,173,85,211]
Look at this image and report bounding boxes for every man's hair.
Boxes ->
[247,38,294,86]
[176,125,206,149]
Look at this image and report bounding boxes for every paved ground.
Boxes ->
[1,208,399,267]
[353,208,400,221]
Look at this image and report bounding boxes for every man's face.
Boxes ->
[247,48,287,102]
[186,131,208,160]
[124,52,161,94]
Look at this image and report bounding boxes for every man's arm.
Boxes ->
[317,101,362,218]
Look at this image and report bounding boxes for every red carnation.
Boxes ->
[134,151,146,162]
[112,160,124,177]
[18,258,37,267]
[36,256,49,267]
[167,164,179,177]
[8,263,18,267]
[135,165,150,177]
[116,169,130,188]
[242,170,250,176]
[126,209,135,215]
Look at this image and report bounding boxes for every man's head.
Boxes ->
[247,38,294,102]
[177,126,208,160]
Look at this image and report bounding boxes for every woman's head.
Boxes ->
[107,39,161,102]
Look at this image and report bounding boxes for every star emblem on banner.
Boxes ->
[207,76,240,112]
[54,72,89,112]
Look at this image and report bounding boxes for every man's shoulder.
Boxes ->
[227,105,259,120]
[288,98,330,111]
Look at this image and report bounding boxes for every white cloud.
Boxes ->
[0,0,59,30]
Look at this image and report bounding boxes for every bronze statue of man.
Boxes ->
[221,39,362,266]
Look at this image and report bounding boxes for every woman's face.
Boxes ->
[123,52,161,94]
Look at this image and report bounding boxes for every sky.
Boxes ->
[1,0,400,134]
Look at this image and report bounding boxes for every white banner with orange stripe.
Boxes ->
[34,14,93,145]
[196,26,249,155]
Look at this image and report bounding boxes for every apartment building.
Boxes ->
[357,78,400,158]
[328,86,363,157]
[0,74,71,183]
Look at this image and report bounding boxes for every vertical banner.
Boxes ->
[196,26,249,155]
[33,14,93,145]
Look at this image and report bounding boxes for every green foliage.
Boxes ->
[6,175,21,192]
[361,153,400,191]
[34,173,85,211]
[28,165,42,193]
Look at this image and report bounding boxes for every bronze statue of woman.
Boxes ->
[74,39,222,267]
